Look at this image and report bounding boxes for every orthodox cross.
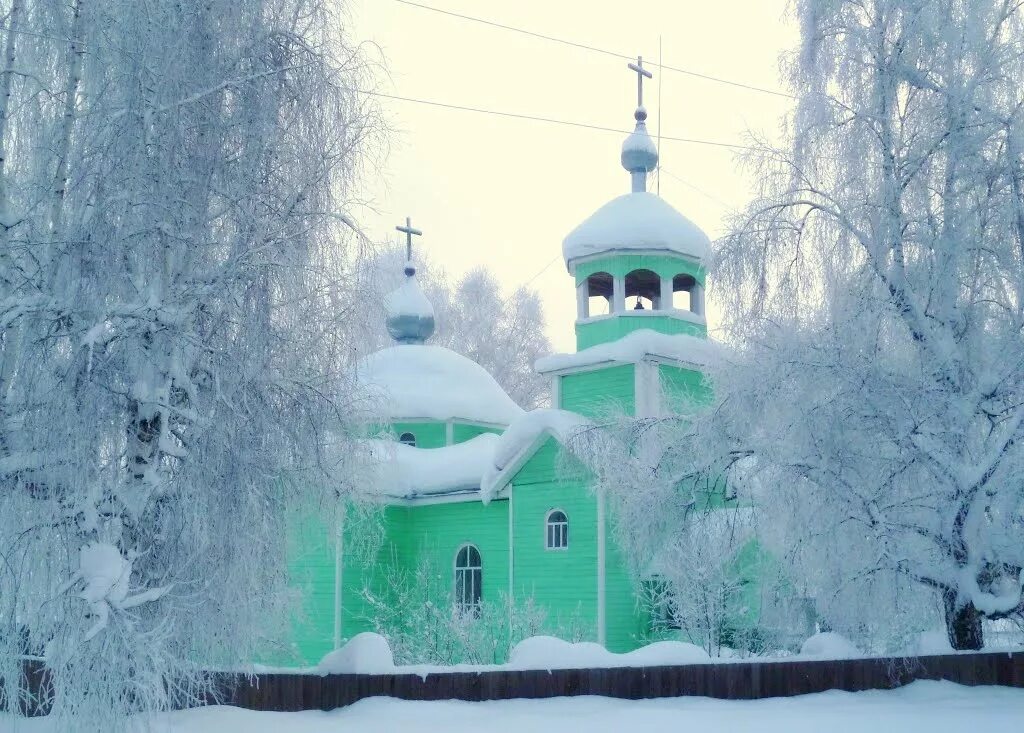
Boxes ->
[628,55,653,108]
[395,216,422,262]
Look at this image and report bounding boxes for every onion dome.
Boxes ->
[385,262,436,345]
[561,59,712,274]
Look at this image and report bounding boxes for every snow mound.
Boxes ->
[357,345,523,424]
[799,632,862,659]
[481,409,590,502]
[562,192,711,269]
[536,329,719,374]
[318,633,395,675]
[506,636,711,670]
[619,640,712,666]
[366,433,499,497]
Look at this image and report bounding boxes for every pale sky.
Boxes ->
[348,0,798,351]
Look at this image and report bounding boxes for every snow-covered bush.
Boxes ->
[318,633,395,674]
[357,553,587,665]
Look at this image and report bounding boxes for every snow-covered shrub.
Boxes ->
[318,633,395,674]
[356,553,587,665]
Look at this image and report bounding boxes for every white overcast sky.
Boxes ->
[347,0,798,351]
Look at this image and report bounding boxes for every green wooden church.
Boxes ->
[285,63,727,665]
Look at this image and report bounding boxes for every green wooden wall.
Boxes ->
[452,422,503,443]
[509,437,597,640]
[283,507,339,665]
[576,313,706,350]
[559,364,635,417]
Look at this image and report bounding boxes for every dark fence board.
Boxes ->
[6,651,1022,717]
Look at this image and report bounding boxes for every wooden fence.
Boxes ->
[8,651,1023,717]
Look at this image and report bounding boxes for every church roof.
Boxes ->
[562,192,712,270]
[535,329,719,374]
[356,344,524,425]
[364,433,500,498]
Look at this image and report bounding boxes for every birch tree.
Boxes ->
[0,0,378,727]
[712,0,1024,649]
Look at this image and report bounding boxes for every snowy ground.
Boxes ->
[3,681,1024,733]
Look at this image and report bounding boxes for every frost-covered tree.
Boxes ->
[352,243,552,408]
[710,0,1024,649]
[0,0,377,726]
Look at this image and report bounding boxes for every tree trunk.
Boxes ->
[944,589,984,650]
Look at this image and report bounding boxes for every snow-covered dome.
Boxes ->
[384,267,435,344]
[562,191,712,269]
[356,344,524,425]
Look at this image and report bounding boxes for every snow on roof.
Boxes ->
[535,329,719,374]
[481,409,591,502]
[365,433,500,498]
[356,345,524,425]
[562,192,712,268]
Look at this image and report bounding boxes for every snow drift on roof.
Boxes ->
[365,433,500,498]
[562,192,711,267]
[357,345,524,424]
[535,329,719,374]
[481,409,591,503]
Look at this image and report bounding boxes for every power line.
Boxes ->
[363,88,756,152]
[389,0,795,100]
[659,168,734,208]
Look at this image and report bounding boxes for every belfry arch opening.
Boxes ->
[625,269,660,311]
[672,274,695,311]
[580,271,613,318]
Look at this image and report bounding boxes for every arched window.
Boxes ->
[583,271,613,317]
[545,510,568,550]
[399,432,416,447]
[454,544,482,613]
[625,269,660,311]
[672,274,696,312]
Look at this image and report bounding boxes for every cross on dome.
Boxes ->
[396,216,423,276]
[627,56,653,112]
[621,54,658,192]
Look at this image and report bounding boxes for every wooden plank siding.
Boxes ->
[11,653,1024,717]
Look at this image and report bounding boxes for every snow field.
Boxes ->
[4,681,1023,733]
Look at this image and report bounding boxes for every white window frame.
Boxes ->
[453,543,482,614]
[545,509,569,550]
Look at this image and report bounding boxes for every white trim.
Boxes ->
[454,542,483,612]
[445,420,454,446]
[634,359,660,417]
[550,374,561,409]
[390,492,504,507]
[612,275,625,313]
[574,308,707,327]
[576,280,589,320]
[333,503,346,649]
[483,431,554,499]
[508,484,515,635]
[537,349,711,377]
[544,508,569,550]
[597,486,607,646]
